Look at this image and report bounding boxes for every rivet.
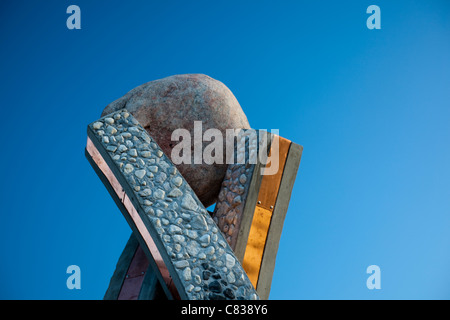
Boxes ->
[270,205,273,209]
[258,201,261,204]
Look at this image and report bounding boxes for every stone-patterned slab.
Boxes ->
[86,109,258,300]
[212,129,268,251]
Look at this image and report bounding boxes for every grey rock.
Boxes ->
[199,234,211,245]
[232,196,242,207]
[173,235,185,243]
[169,224,182,234]
[185,230,198,239]
[225,254,236,269]
[223,288,235,299]
[93,122,103,129]
[172,176,183,187]
[218,240,227,248]
[153,188,165,199]
[181,194,198,211]
[198,253,206,260]
[208,281,222,293]
[226,272,236,284]
[107,145,117,152]
[129,149,138,157]
[104,117,114,125]
[141,151,152,158]
[168,188,183,198]
[140,189,152,197]
[190,215,208,231]
[205,246,215,255]
[118,144,128,153]
[174,260,189,269]
[135,169,146,179]
[186,241,201,257]
[105,125,117,135]
[128,126,140,135]
[193,275,202,285]
[102,74,250,207]
[156,172,167,184]
[124,163,134,174]
[149,166,158,173]
[183,267,192,281]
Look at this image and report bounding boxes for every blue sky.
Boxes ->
[0,0,449,299]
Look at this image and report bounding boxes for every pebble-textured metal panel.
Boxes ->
[86,109,258,300]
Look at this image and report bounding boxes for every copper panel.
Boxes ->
[118,246,149,300]
[257,136,291,211]
[241,206,273,287]
[124,245,148,278]
[86,137,179,299]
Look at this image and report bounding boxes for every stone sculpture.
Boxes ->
[86,74,303,300]
[86,109,258,300]
[102,74,250,208]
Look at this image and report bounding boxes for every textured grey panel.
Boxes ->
[87,109,258,300]
[212,130,271,261]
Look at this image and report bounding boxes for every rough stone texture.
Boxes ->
[212,130,258,249]
[102,74,250,207]
[88,109,258,300]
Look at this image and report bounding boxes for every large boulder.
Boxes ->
[102,74,250,207]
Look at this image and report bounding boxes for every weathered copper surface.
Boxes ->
[86,137,179,299]
[118,245,149,300]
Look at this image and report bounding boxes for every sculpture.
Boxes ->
[85,75,302,300]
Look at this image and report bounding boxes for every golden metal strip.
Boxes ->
[242,136,291,288]
[242,206,273,287]
[256,136,291,211]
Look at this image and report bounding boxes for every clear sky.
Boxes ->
[0,0,449,299]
